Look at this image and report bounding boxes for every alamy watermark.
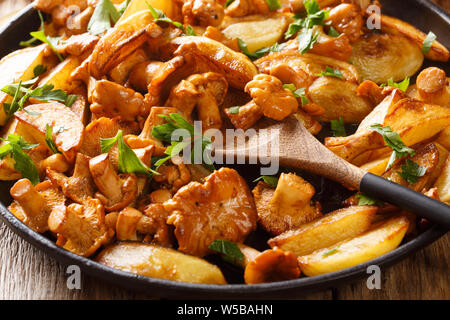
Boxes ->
[66,265,81,290]
[366,265,382,290]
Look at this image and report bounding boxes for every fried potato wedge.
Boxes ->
[268,206,377,257]
[382,143,447,192]
[385,99,450,147]
[89,10,155,79]
[96,242,227,284]
[15,103,84,163]
[360,157,390,175]
[118,0,176,23]
[0,44,57,125]
[298,216,409,277]
[351,33,423,84]
[38,56,81,92]
[222,14,289,52]
[378,14,450,62]
[434,155,450,202]
[326,97,450,164]
[308,77,373,123]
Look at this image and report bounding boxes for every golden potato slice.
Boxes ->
[360,157,390,175]
[326,97,450,165]
[378,14,450,62]
[89,10,154,78]
[382,143,446,192]
[308,77,373,123]
[96,242,227,284]
[222,14,289,52]
[0,119,48,181]
[298,216,409,277]
[436,126,450,151]
[268,206,377,257]
[434,155,450,202]
[118,0,175,23]
[15,103,84,163]
[351,33,423,84]
[38,56,81,92]
[385,99,450,147]
[0,44,57,125]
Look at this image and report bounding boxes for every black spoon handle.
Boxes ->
[360,173,450,229]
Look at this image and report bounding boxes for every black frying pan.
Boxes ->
[0,0,448,299]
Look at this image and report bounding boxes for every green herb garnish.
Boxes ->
[355,193,381,206]
[322,247,339,258]
[88,0,120,35]
[22,11,64,61]
[254,175,279,188]
[317,66,343,79]
[228,106,240,114]
[330,117,346,137]
[398,159,426,184]
[208,240,244,266]
[328,26,340,37]
[265,0,281,11]
[283,84,309,106]
[100,130,159,177]
[152,113,214,171]
[370,124,415,169]
[380,77,410,92]
[0,134,40,185]
[147,2,196,36]
[45,124,60,154]
[422,31,436,54]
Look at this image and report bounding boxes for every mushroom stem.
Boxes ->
[89,153,123,204]
[236,243,261,267]
[10,179,48,223]
[236,244,301,284]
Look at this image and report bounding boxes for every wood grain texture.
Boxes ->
[0,0,448,300]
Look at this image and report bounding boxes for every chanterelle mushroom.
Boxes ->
[164,168,257,257]
[9,179,66,233]
[235,244,300,284]
[90,80,148,122]
[112,207,157,241]
[225,0,270,17]
[89,153,138,212]
[180,0,225,27]
[48,198,111,257]
[47,153,95,204]
[225,74,298,129]
[165,72,228,129]
[252,173,322,235]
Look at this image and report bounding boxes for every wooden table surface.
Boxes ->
[0,0,449,300]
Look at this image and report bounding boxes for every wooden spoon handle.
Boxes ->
[361,173,450,229]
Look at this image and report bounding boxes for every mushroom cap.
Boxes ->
[168,36,258,89]
[164,167,257,257]
[15,103,84,163]
[245,74,299,121]
[244,248,301,284]
[49,198,111,257]
[47,153,95,205]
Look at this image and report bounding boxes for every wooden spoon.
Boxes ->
[214,117,450,229]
